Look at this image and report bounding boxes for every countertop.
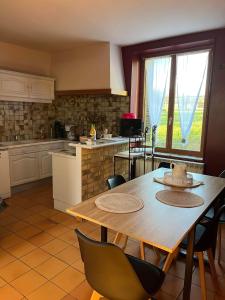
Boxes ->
[0,139,66,150]
[69,137,128,149]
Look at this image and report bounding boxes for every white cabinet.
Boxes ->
[0,151,11,199]
[29,78,54,100]
[10,153,39,186]
[0,73,29,98]
[0,70,54,103]
[39,151,52,179]
[9,141,64,186]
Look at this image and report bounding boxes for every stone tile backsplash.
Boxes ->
[0,95,129,141]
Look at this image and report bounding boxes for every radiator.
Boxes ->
[136,157,204,177]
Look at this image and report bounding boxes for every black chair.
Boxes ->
[106,175,126,190]
[165,204,225,300]
[75,229,165,300]
[157,161,171,169]
[106,174,128,249]
[203,170,225,263]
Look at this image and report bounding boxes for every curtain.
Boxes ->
[176,52,208,144]
[145,56,171,129]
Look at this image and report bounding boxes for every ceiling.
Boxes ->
[0,0,225,52]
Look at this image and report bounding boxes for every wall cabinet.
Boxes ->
[9,141,64,186]
[0,70,54,103]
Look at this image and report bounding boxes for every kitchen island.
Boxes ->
[51,138,129,212]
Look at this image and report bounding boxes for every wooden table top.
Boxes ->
[67,169,225,253]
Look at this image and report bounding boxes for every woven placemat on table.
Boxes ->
[95,193,144,213]
[154,177,203,188]
[156,190,204,208]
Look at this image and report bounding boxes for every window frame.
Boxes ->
[141,45,213,158]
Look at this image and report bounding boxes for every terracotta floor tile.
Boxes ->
[61,294,77,300]
[40,208,59,218]
[11,269,47,296]
[0,215,18,226]
[5,221,29,233]
[51,266,85,293]
[155,290,175,299]
[0,248,16,268]
[46,224,70,237]
[58,230,78,245]
[70,280,93,300]
[0,226,11,238]
[55,245,81,265]
[0,284,24,300]
[24,214,46,225]
[177,283,215,300]
[7,240,36,258]
[50,212,74,224]
[160,273,184,298]
[20,248,51,268]
[17,226,42,240]
[0,234,24,249]
[0,260,30,282]
[28,231,54,247]
[71,258,84,273]
[40,238,68,255]
[35,257,68,279]
[28,205,47,214]
[0,277,6,288]
[26,281,66,300]
[35,218,57,230]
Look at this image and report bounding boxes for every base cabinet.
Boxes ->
[39,151,52,179]
[9,141,64,186]
[10,153,39,186]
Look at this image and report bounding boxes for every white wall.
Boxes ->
[0,41,51,76]
[109,44,125,92]
[51,42,111,90]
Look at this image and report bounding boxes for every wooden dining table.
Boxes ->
[67,168,225,300]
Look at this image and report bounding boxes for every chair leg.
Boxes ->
[140,241,145,260]
[217,224,222,264]
[162,247,179,273]
[90,290,102,300]
[196,252,207,300]
[207,248,217,277]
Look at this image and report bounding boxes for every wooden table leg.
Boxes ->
[183,226,195,300]
[101,226,108,242]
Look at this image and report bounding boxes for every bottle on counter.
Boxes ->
[90,124,96,141]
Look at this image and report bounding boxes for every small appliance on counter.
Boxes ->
[119,113,143,137]
[53,120,66,139]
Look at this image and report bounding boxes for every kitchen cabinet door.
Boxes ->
[29,78,54,101]
[10,153,39,186]
[39,151,52,179]
[0,72,29,99]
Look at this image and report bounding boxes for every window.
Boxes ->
[143,50,210,157]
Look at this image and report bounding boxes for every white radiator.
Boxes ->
[136,157,204,177]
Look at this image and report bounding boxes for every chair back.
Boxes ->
[158,161,170,169]
[75,229,149,300]
[197,205,225,251]
[106,175,126,190]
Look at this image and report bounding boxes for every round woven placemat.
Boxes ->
[95,193,144,213]
[156,190,204,208]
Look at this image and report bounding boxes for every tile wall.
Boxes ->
[0,95,130,142]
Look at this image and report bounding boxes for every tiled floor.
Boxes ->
[0,182,224,299]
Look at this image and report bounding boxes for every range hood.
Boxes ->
[51,42,128,96]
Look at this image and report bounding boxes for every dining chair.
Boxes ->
[75,229,165,300]
[163,204,225,300]
[203,170,225,263]
[106,174,126,189]
[157,161,171,169]
[106,174,128,250]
